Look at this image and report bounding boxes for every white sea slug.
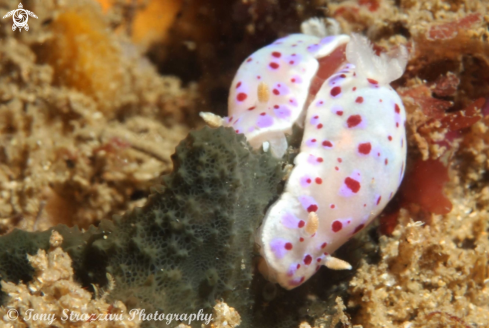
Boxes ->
[253,34,408,289]
[200,25,408,289]
[219,33,350,157]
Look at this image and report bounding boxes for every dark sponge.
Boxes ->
[91,126,282,325]
[0,127,283,326]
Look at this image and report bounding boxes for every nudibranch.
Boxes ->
[221,33,350,157]
[202,22,408,290]
[256,33,408,289]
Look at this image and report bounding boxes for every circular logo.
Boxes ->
[13,9,28,27]
[2,3,38,32]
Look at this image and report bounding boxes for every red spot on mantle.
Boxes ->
[344,177,360,193]
[332,220,343,232]
[269,62,279,69]
[347,115,362,128]
[358,142,371,154]
[307,205,318,213]
[322,140,333,147]
[330,86,342,97]
[237,93,247,102]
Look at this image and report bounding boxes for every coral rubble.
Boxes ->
[350,203,489,327]
[210,302,241,328]
[0,231,141,328]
